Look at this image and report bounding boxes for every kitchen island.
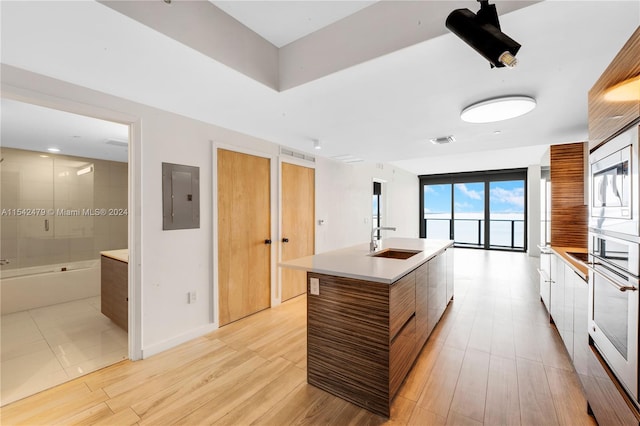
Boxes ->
[280,237,453,417]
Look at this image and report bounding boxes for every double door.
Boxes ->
[280,162,315,301]
[217,149,271,326]
[217,151,315,326]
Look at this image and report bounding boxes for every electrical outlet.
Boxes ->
[188,291,197,304]
[310,278,320,296]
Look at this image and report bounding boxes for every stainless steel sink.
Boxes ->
[369,248,422,260]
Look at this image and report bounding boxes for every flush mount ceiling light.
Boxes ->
[604,75,640,102]
[446,0,521,68]
[461,95,536,123]
[47,147,61,153]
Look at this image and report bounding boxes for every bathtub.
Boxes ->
[0,260,100,315]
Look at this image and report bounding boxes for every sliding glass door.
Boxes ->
[454,182,485,247]
[420,169,527,251]
[489,180,525,249]
[423,183,452,240]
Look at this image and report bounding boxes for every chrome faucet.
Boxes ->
[370,226,396,252]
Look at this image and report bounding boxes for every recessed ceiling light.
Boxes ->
[47,147,60,152]
[604,75,640,102]
[493,130,502,134]
[461,95,536,123]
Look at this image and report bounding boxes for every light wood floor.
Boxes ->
[0,248,597,425]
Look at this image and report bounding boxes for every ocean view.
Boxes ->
[424,212,525,247]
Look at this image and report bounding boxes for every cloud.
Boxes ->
[456,183,482,200]
[454,201,474,210]
[491,186,524,209]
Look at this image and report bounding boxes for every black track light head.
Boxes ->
[446,0,521,68]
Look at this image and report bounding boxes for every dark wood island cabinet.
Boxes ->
[282,238,453,417]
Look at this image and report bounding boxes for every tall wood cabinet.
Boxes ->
[550,142,588,249]
[581,27,640,426]
[588,26,640,150]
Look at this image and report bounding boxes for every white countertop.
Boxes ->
[100,249,128,263]
[280,237,453,284]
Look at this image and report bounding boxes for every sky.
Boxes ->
[424,180,525,216]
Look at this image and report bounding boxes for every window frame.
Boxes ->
[419,168,528,251]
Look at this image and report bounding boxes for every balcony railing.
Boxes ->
[424,218,524,249]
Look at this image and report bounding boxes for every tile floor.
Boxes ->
[0,296,128,406]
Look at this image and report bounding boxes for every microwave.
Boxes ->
[590,122,640,237]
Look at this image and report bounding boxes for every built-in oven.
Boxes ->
[588,231,640,403]
[590,122,639,236]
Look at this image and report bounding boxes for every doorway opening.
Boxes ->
[0,98,130,405]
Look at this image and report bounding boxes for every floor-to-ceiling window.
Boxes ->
[373,181,382,238]
[420,169,527,251]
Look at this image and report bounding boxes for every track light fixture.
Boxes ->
[446,0,521,68]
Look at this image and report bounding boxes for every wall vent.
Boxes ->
[429,135,455,145]
[280,147,316,163]
[105,139,128,147]
[332,155,364,164]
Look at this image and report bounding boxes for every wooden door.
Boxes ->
[281,162,315,301]
[217,149,271,326]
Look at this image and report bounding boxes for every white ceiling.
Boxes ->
[1,1,638,174]
[211,1,378,47]
[1,98,129,163]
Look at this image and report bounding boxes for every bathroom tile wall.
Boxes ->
[0,148,128,269]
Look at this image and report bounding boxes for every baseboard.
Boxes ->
[141,323,218,358]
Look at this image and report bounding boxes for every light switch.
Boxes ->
[310,278,320,295]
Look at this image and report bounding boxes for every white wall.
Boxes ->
[527,164,542,257]
[1,65,419,358]
[315,159,419,253]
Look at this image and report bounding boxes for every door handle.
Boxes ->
[586,263,637,292]
[282,238,289,243]
[536,268,553,283]
[264,239,272,245]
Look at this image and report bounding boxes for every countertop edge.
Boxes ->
[280,238,453,284]
[551,246,588,281]
[100,249,129,263]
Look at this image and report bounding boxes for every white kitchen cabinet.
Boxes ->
[445,247,454,305]
[538,248,552,312]
[549,251,588,362]
[550,254,565,333]
[573,270,589,376]
[563,266,577,358]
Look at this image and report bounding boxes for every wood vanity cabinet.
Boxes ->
[306,249,451,417]
[101,255,128,331]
